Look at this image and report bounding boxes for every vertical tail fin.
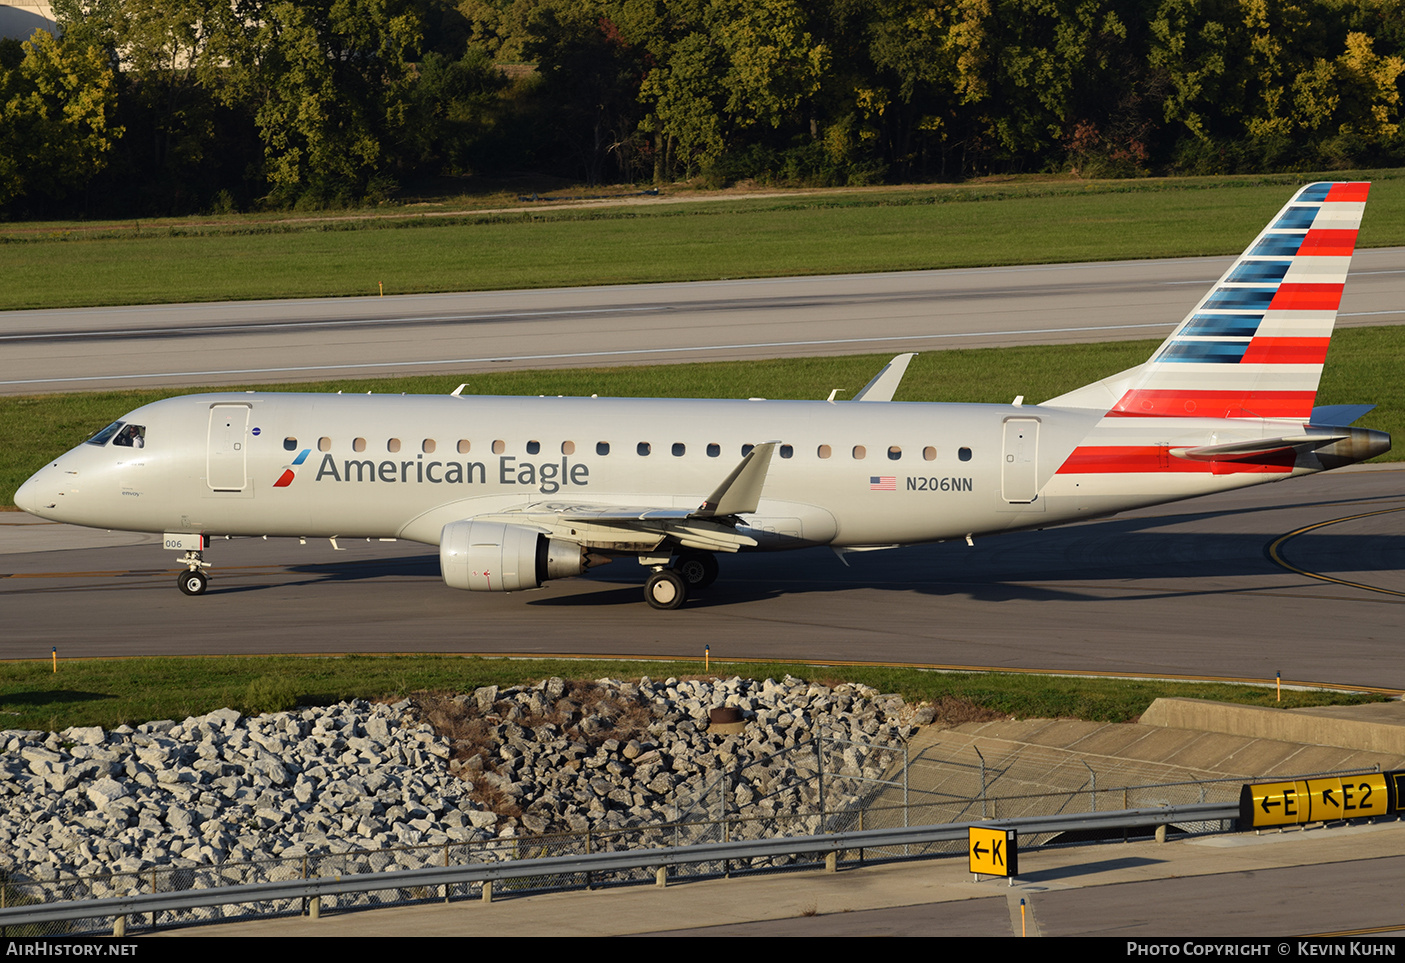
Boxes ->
[1044,182,1369,420]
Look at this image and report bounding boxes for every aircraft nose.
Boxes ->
[14,472,40,514]
[14,466,54,517]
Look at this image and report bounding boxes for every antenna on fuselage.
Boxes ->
[451,384,468,397]
[826,389,847,403]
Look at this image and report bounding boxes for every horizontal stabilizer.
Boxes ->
[1310,404,1376,426]
[852,354,916,402]
[692,441,778,517]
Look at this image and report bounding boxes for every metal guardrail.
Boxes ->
[0,802,1235,932]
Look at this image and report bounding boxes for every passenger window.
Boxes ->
[353,438,367,452]
[672,443,685,456]
[637,442,651,456]
[492,440,505,454]
[596,442,610,456]
[888,446,901,461]
[319,437,332,452]
[741,444,754,456]
[283,437,298,451]
[707,443,720,457]
[113,424,146,448]
[959,447,972,462]
[527,440,540,455]
[387,438,401,453]
[779,445,793,459]
[818,445,831,459]
[852,445,866,460]
[458,440,471,454]
[923,446,936,461]
[422,439,436,454]
[562,441,576,455]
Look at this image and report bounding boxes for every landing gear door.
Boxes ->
[207,404,251,491]
[1001,417,1040,504]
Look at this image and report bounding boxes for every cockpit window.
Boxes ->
[86,421,125,446]
[112,424,146,448]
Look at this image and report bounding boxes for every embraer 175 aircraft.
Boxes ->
[14,182,1391,609]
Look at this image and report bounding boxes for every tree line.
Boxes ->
[2,0,1402,217]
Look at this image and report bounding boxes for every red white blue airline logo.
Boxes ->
[274,449,311,487]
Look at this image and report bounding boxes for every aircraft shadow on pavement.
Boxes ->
[526,517,1404,608]
[161,494,1400,605]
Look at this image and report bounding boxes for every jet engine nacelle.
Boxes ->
[440,520,588,592]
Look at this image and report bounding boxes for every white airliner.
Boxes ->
[14,182,1390,609]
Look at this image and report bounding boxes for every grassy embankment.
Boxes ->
[0,654,1385,735]
[4,172,1405,310]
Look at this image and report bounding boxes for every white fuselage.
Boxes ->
[16,391,1324,551]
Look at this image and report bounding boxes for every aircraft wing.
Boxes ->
[464,442,780,554]
[468,505,759,553]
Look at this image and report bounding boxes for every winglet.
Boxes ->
[852,353,916,402]
[692,442,778,518]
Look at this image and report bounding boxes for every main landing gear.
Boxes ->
[642,551,720,610]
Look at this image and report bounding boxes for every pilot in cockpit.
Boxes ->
[113,424,146,448]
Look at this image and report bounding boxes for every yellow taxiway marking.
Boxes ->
[1267,505,1405,598]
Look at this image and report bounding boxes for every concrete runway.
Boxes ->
[4,465,1402,689]
[3,248,1403,394]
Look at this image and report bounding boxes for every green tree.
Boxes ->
[0,28,121,209]
[405,45,507,175]
[219,0,424,204]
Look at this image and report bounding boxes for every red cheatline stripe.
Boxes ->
[1298,228,1357,257]
[1057,446,1199,473]
[1056,446,1293,475]
[1324,182,1370,203]
[1240,337,1331,365]
[1109,389,1316,418]
[1269,283,1343,311]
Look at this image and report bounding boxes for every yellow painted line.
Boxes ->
[1305,924,1405,937]
[1267,505,1405,598]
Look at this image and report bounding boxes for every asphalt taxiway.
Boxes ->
[4,465,1401,690]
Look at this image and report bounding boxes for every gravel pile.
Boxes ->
[0,675,922,886]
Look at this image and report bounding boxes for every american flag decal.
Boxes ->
[870,476,896,491]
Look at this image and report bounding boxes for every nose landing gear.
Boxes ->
[169,536,212,596]
[177,566,209,596]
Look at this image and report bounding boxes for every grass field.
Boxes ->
[0,654,1384,734]
[4,172,1405,310]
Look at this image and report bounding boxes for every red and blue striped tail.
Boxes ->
[1109,182,1367,421]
